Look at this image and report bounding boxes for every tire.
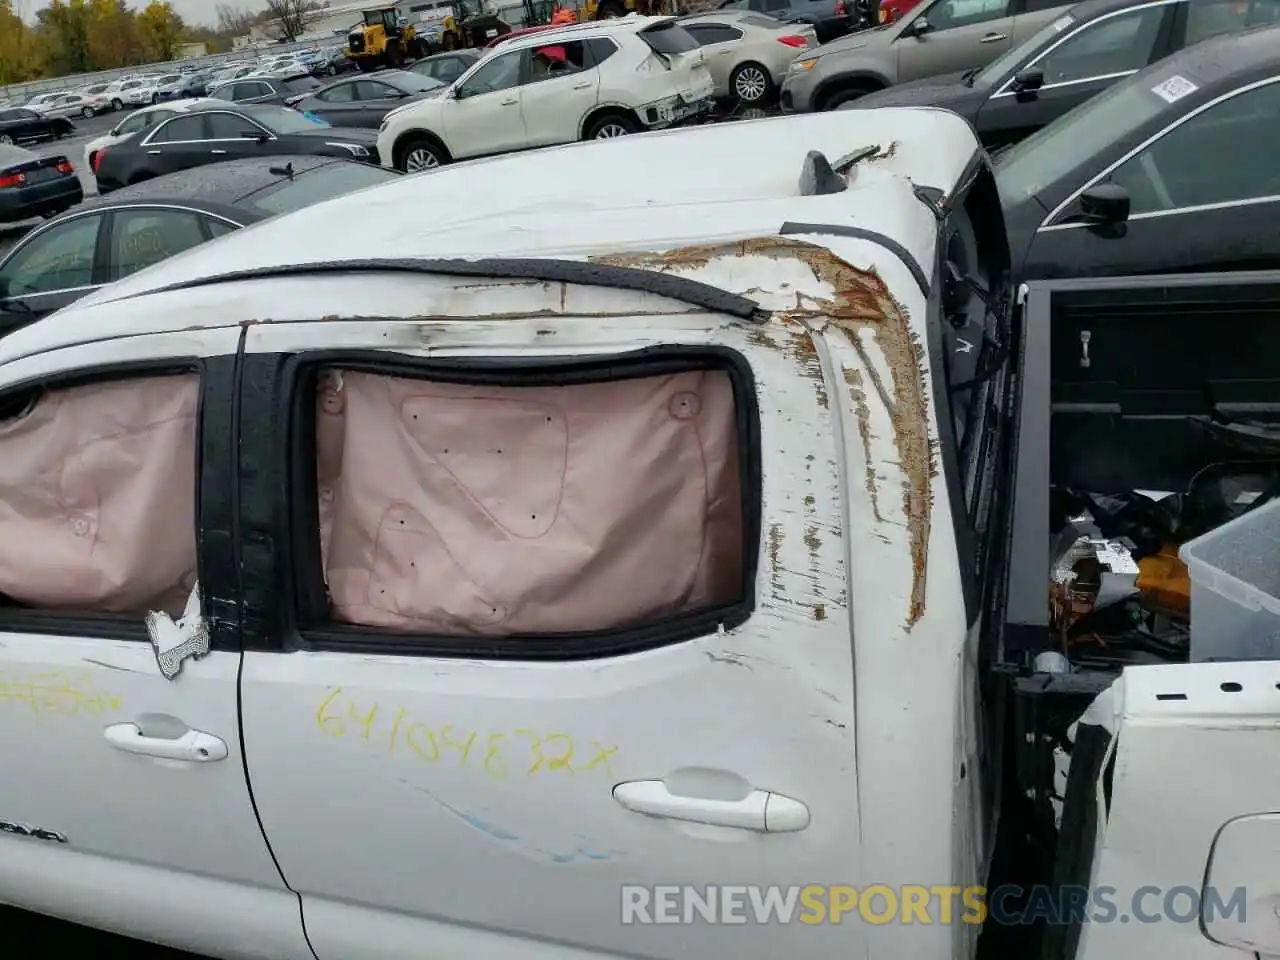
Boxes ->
[128,171,156,186]
[730,61,772,104]
[584,111,638,140]
[387,44,405,67]
[396,134,448,173]
[820,84,879,110]
[151,93,159,104]
[81,106,94,118]
[112,98,123,111]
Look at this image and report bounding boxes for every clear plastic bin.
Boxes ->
[1179,497,1280,662]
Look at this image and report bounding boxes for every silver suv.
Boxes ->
[780,0,1072,110]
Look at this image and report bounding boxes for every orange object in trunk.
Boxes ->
[1137,543,1192,616]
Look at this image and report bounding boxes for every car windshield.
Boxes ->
[249,104,333,132]
[994,65,1181,204]
[246,161,400,215]
[973,12,1073,88]
[389,72,445,92]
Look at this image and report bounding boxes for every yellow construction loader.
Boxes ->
[345,7,430,70]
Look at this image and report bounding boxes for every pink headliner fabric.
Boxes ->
[317,368,744,634]
[0,374,198,616]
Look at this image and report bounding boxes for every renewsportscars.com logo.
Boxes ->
[620,884,1250,926]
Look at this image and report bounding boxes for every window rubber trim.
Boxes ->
[110,257,773,323]
[258,344,762,661]
[778,221,932,297]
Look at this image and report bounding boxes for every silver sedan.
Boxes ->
[680,11,818,104]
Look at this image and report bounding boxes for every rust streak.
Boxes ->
[812,603,827,622]
[767,523,785,598]
[747,327,780,349]
[593,237,933,630]
[786,328,828,409]
[843,366,885,523]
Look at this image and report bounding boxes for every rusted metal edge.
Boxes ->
[111,258,773,323]
[778,222,931,299]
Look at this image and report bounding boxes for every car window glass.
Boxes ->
[204,218,238,239]
[528,40,588,82]
[207,112,263,138]
[430,57,468,81]
[456,50,522,97]
[246,162,400,215]
[1109,78,1280,214]
[318,81,358,102]
[759,0,789,11]
[116,109,166,135]
[1,216,100,297]
[284,76,323,94]
[148,114,206,142]
[586,37,619,64]
[247,82,274,99]
[354,80,397,100]
[974,14,1071,86]
[1186,0,1280,41]
[924,0,1011,30]
[1029,6,1165,86]
[685,22,745,42]
[108,210,209,282]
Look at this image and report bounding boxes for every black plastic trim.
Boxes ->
[778,221,931,297]
[110,257,772,323]
[0,359,214,643]
[242,345,762,660]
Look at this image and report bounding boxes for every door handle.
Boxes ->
[104,722,228,763]
[146,149,161,155]
[210,149,228,154]
[613,779,810,833]
[500,97,518,105]
[572,81,592,89]
[979,31,1007,41]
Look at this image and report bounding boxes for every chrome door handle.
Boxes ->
[572,81,591,89]
[146,149,161,154]
[104,722,228,763]
[500,97,518,105]
[210,149,228,154]
[979,31,1007,41]
[613,779,810,833]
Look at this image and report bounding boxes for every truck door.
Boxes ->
[0,327,308,959]
[234,266,876,960]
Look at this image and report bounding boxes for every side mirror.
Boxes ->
[1012,67,1043,96]
[1078,182,1130,225]
[905,16,931,36]
[245,130,270,141]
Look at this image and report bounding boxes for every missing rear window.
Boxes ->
[310,364,749,641]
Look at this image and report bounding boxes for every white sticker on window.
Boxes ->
[1151,74,1198,103]
[1052,14,1073,30]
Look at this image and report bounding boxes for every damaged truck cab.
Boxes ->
[0,106,1269,960]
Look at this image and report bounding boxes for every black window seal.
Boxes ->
[106,256,773,323]
[242,344,762,661]
[778,221,932,298]
[0,358,222,645]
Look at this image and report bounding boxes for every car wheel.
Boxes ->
[151,93,159,104]
[730,62,772,104]
[81,106,95,118]
[585,112,637,139]
[821,84,879,110]
[398,136,448,172]
[112,98,123,110]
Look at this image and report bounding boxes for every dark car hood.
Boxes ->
[286,125,379,145]
[847,70,988,117]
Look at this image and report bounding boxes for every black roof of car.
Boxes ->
[1148,18,1280,84]
[77,155,365,211]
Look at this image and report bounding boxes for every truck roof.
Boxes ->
[45,108,977,333]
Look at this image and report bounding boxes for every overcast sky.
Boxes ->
[26,0,255,28]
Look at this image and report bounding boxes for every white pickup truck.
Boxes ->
[0,107,1277,960]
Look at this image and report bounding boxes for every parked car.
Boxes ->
[324,44,359,74]
[0,143,82,225]
[997,20,1280,279]
[20,92,67,113]
[83,98,218,174]
[781,0,1075,110]
[377,16,715,171]
[206,65,259,91]
[36,91,105,119]
[293,70,447,127]
[180,71,214,97]
[407,49,481,84]
[851,0,1280,148]
[0,107,74,145]
[152,73,187,101]
[94,102,380,193]
[103,77,160,110]
[78,81,115,103]
[211,74,326,108]
[717,0,863,42]
[680,11,817,103]
[0,155,400,325]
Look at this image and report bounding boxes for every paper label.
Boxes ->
[1052,14,1073,31]
[1151,74,1198,104]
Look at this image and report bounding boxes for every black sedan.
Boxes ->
[0,143,83,225]
[409,51,481,85]
[996,21,1280,282]
[0,154,400,328]
[291,70,447,128]
[0,107,74,146]
[210,73,326,108]
[848,0,1280,151]
[94,102,381,194]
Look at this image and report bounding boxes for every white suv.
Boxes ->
[376,15,715,171]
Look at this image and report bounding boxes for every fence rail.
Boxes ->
[0,36,343,105]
